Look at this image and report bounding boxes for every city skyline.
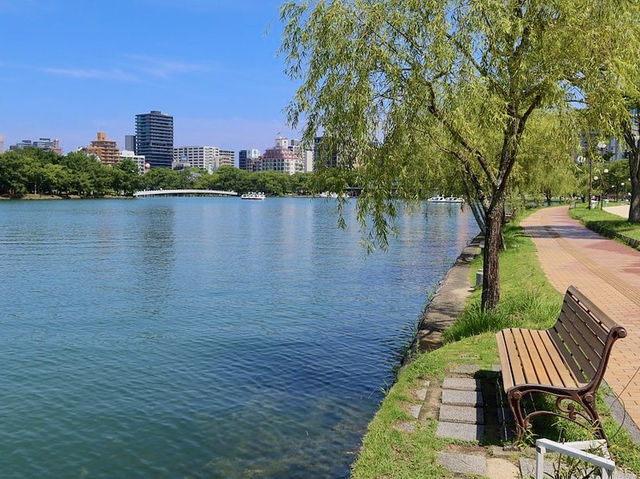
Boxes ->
[0,0,299,155]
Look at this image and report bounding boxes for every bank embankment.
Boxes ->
[414,234,483,353]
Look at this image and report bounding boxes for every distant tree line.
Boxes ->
[0,147,315,198]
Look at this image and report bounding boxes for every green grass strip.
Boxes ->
[569,203,640,246]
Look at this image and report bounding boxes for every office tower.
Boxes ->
[135,110,173,168]
[0,134,4,153]
[125,135,136,153]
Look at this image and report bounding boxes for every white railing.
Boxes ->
[536,438,616,479]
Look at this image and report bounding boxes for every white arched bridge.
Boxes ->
[134,189,238,198]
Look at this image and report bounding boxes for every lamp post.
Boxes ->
[594,175,599,208]
[602,169,608,208]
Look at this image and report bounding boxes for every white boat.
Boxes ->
[318,191,349,199]
[241,192,266,200]
[427,195,464,203]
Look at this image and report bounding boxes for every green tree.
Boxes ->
[281,0,640,310]
[112,158,141,195]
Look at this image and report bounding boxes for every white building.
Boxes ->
[120,150,146,174]
[173,146,235,173]
[303,149,314,172]
[0,134,4,153]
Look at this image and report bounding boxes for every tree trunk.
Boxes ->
[481,201,504,311]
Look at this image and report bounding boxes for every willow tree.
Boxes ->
[281,0,640,311]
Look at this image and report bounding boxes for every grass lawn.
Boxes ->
[569,203,640,243]
[350,212,640,479]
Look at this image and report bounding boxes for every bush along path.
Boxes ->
[351,213,640,479]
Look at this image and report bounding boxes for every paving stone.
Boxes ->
[442,389,483,407]
[492,364,502,372]
[486,458,519,479]
[437,452,486,475]
[490,445,517,458]
[439,404,484,424]
[436,421,484,441]
[408,404,421,419]
[519,457,553,478]
[395,421,416,433]
[442,377,481,391]
[414,388,427,401]
[451,364,480,375]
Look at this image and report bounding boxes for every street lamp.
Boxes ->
[602,169,608,208]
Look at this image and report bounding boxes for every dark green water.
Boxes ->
[0,197,477,478]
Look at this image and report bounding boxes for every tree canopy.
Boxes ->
[281,0,640,310]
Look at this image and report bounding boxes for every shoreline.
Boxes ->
[414,233,483,353]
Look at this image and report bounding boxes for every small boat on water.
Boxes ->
[427,195,464,204]
[318,191,349,199]
[241,192,266,200]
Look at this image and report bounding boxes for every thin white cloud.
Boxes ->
[41,67,139,82]
[124,54,212,78]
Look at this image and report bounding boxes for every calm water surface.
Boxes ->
[0,198,477,478]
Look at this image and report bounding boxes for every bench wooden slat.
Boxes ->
[557,308,603,366]
[568,286,618,330]
[496,331,515,390]
[512,328,543,384]
[503,329,526,385]
[548,326,590,382]
[534,329,581,388]
[563,298,609,347]
[552,313,599,380]
[524,329,559,386]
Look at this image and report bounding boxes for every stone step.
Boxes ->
[442,377,481,391]
[436,421,484,441]
[439,404,484,424]
[437,452,486,476]
[442,389,483,407]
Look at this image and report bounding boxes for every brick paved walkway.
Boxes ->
[522,206,640,427]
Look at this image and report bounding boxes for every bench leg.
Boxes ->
[581,393,606,440]
[508,390,527,444]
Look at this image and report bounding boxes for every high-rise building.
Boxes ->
[0,134,4,154]
[85,132,120,166]
[135,111,173,168]
[10,138,62,155]
[125,135,136,153]
[261,137,304,175]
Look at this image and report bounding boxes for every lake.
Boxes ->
[0,197,477,478]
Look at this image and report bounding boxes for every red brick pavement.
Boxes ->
[521,206,640,427]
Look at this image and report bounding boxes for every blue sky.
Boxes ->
[0,0,300,157]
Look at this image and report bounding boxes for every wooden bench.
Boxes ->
[496,286,627,442]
